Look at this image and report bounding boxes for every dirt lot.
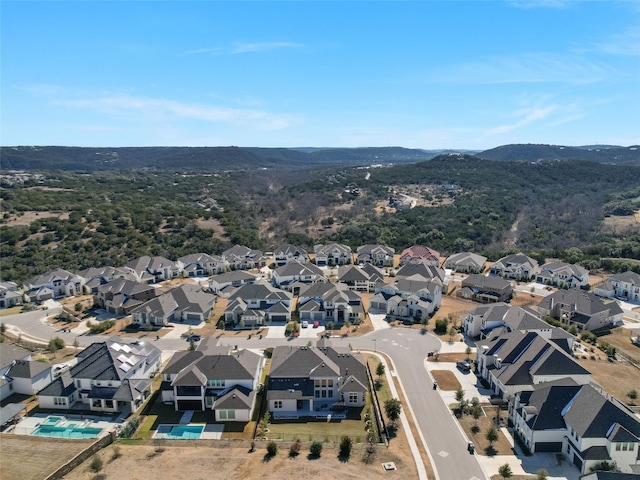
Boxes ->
[60,441,413,480]
[0,434,93,480]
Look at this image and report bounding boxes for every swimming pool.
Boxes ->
[32,416,103,438]
[154,424,204,439]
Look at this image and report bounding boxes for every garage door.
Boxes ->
[271,315,287,322]
[534,442,562,452]
[186,314,200,321]
[177,400,203,411]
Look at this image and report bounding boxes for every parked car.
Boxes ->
[456,361,471,372]
[313,321,320,328]
[186,334,201,342]
[301,321,309,328]
[53,363,70,377]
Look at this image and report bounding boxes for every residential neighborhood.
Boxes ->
[1,244,639,480]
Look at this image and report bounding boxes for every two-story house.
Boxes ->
[536,261,589,289]
[273,244,309,267]
[510,378,640,475]
[463,303,552,339]
[23,269,84,303]
[222,245,266,271]
[489,253,539,281]
[272,261,326,293]
[0,282,23,309]
[267,341,368,418]
[337,264,385,293]
[94,278,158,315]
[596,271,640,302]
[536,290,624,333]
[130,284,216,327]
[356,244,395,267]
[208,270,257,296]
[1,343,49,401]
[444,252,487,274]
[223,281,293,327]
[38,340,161,414]
[176,253,226,277]
[76,266,134,295]
[313,243,353,267]
[297,283,364,325]
[476,330,590,400]
[161,343,263,422]
[124,256,177,284]
[399,245,440,266]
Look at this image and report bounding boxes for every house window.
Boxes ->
[92,399,102,407]
[105,400,114,408]
[53,397,66,406]
[274,401,283,409]
[349,393,358,403]
[227,410,235,420]
[616,443,621,451]
[219,410,227,420]
[207,379,225,387]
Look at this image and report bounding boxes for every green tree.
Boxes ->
[384,398,402,427]
[627,389,638,405]
[309,441,323,457]
[465,345,472,361]
[536,468,548,480]
[48,336,65,352]
[498,463,512,479]
[486,426,499,447]
[376,361,385,383]
[339,435,353,459]
[266,441,278,456]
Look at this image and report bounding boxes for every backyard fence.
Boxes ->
[365,362,389,445]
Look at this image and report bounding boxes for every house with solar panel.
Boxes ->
[37,340,161,414]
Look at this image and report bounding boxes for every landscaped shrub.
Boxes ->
[289,440,301,457]
[118,416,140,438]
[309,441,323,457]
[48,336,65,352]
[339,435,353,458]
[86,319,115,334]
[434,318,448,334]
[266,441,278,456]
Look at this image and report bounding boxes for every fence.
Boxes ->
[365,362,388,445]
[44,430,116,480]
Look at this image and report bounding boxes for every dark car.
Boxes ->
[186,334,201,342]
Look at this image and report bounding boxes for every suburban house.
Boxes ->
[457,274,513,303]
[161,343,263,421]
[444,252,487,274]
[267,341,369,418]
[463,303,552,339]
[273,244,309,266]
[510,378,640,475]
[93,278,157,315]
[0,282,23,309]
[594,271,640,302]
[399,245,440,266]
[337,264,385,293]
[536,261,589,289]
[297,283,364,325]
[536,290,624,332]
[272,261,326,292]
[369,260,443,321]
[123,256,177,284]
[313,243,353,267]
[23,268,84,303]
[2,358,52,398]
[356,244,395,267]
[476,330,591,399]
[77,266,134,295]
[38,340,161,414]
[208,270,257,296]
[176,253,225,277]
[221,244,266,271]
[224,281,293,327]
[489,253,539,281]
[1,343,45,401]
[130,284,216,328]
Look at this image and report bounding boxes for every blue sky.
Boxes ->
[2,1,639,149]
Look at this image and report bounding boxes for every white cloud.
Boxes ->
[15,83,65,95]
[428,52,614,85]
[187,41,302,55]
[589,27,640,57]
[507,0,569,9]
[486,104,558,135]
[55,94,300,131]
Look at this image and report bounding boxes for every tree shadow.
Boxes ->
[263,453,275,463]
[337,452,351,463]
[386,425,398,439]
[484,445,497,457]
[306,453,321,461]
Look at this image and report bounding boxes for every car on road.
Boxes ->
[53,363,70,377]
[185,334,201,342]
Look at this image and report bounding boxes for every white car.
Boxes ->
[301,321,309,328]
[53,363,70,376]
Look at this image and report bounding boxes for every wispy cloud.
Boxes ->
[55,94,299,130]
[486,104,558,135]
[428,52,613,85]
[15,83,65,95]
[507,0,569,9]
[586,27,640,57]
[187,41,302,55]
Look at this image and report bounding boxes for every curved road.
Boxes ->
[4,310,487,480]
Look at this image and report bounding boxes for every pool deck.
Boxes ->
[7,413,117,438]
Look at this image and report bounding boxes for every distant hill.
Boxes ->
[0,146,472,172]
[478,144,640,165]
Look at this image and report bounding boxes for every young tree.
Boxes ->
[89,455,103,474]
[465,345,472,360]
[339,435,353,459]
[498,463,512,479]
[536,468,548,480]
[376,361,385,383]
[309,441,323,457]
[486,425,499,447]
[384,398,402,427]
[627,389,638,405]
[266,441,278,456]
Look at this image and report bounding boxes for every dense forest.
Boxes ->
[1,151,640,283]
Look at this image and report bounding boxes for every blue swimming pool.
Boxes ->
[155,424,204,439]
[33,423,103,439]
[41,415,65,426]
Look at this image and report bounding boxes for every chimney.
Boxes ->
[496,358,502,369]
